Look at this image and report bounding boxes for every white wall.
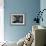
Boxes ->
[40,0,46,27]
[0,0,4,42]
[40,0,46,9]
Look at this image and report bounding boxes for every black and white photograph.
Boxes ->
[11,14,25,25]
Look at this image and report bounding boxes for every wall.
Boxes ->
[40,0,46,27]
[0,0,4,42]
[4,0,40,42]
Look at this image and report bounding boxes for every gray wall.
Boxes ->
[4,0,40,42]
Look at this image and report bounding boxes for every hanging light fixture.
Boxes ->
[34,9,46,24]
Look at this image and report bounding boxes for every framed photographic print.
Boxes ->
[11,14,25,25]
